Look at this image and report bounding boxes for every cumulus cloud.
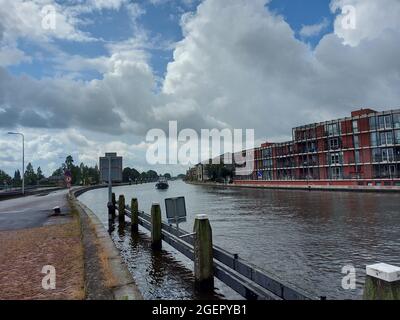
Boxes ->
[1,0,400,175]
[299,18,330,38]
[0,0,94,43]
[331,0,400,46]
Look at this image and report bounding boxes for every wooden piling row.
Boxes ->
[108,194,214,293]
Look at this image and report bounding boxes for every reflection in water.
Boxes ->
[79,181,400,299]
[110,221,229,300]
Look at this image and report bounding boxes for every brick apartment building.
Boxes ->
[234,108,400,187]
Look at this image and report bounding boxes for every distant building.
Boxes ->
[186,167,197,181]
[235,108,400,187]
[99,152,123,183]
[188,108,400,188]
[196,163,209,182]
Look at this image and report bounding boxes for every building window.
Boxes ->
[354,135,359,148]
[372,148,381,162]
[369,116,377,130]
[370,132,379,146]
[382,148,394,162]
[352,120,359,133]
[262,148,272,158]
[326,123,340,136]
[328,138,339,150]
[380,131,394,145]
[378,115,392,129]
[394,113,400,129]
[329,152,342,165]
[355,150,360,164]
[395,130,400,144]
[330,167,342,179]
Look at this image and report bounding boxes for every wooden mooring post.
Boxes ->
[151,203,162,250]
[118,195,125,223]
[107,201,115,221]
[363,263,400,300]
[131,198,139,233]
[112,192,116,207]
[193,214,214,291]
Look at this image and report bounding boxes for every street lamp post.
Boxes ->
[8,132,25,195]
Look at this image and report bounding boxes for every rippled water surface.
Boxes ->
[79,181,400,299]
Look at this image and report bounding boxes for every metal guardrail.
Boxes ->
[123,206,319,300]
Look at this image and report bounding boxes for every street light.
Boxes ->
[7,132,25,195]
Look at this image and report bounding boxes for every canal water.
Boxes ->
[78,180,400,300]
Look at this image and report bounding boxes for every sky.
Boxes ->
[1,0,400,177]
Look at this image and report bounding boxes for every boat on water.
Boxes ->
[155,177,169,190]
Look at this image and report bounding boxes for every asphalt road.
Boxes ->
[0,189,70,231]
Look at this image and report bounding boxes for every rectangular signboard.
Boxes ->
[165,197,187,224]
[99,155,123,182]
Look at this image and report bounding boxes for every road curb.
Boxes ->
[72,195,143,300]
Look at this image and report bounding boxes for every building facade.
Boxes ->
[234,108,400,187]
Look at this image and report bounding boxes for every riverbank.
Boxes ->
[71,188,143,300]
[0,190,84,299]
[187,180,400,193]
[0,187,142,300]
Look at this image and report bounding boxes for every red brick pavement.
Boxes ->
[0,219,85,300]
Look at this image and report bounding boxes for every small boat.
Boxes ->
[156,177,169,190]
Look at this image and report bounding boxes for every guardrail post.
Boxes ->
[193,214,214,291]
[118,195,125,223]
[363,263,400,300]
[151,203,162,250]
[131,198,139,233]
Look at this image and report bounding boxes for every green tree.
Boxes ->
[65,155,74,170]
[63,155,80,185]
[123,167,140,182]
[37,167,45,180]
[146,170,158,180]
[25,163,37,185]
[51,156,99,186]
[51,167,64,177]
[88,165,100,184]
[163,173,172,180]
[0,170,12,186]
[13,170,22,186]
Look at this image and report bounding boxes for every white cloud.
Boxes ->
[299,18,330,38]
[0,45,32,67]
[0,0,94,43]
[331,0,400,46]
[1,0,400,175]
